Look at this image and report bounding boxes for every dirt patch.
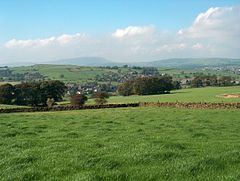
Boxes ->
[218,93,240,99]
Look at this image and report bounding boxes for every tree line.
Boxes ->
[191,75,237,88]
[0,81,66,106]
[117,75,180,96]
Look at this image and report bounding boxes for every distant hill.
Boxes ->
[48,57,115,67]
[136,58,240,68]
[2,57,240,68]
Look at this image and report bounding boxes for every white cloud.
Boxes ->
[1,6,240,64]
[5,33,88,48]
[192,43,204,50]
[5,37,56,48]
[179,6,240,39]
[112,25,155,38]
[56,33,88,45]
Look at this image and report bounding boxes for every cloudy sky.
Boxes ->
[0,0,239,64]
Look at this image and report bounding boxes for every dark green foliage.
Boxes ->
[118,75,174,96]
[39,80,66,103]
[117,80,134,96]
[191,74,235,88]
[70,94,88,106]
[172,80,182,90]
[218,76,235,86]
[142,67,159,76]
[0,83,15,104]
[0,80,66,106]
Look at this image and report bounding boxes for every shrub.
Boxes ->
[0,83,15,104]
[46,98,55,108]
[70,94,88,106]
[93,91,109,105]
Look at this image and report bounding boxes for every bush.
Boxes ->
[0,83,15,104]
[70,94,88,106]
[93,91,109,105]
[46,98,55,108]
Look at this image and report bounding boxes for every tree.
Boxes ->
[14,82,41,106]
[0,84,15,104]
[70,94,88,106]
[117,80,134,96]
[93,91,109,105]
[218,76,234,86]
[172,80,181,90]
[118,75,174,96]
[13,80,66,106]
[191,77,203,88]
[39,80,66,104]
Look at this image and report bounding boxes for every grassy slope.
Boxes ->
[10,64,240,83]
[11,65,134,83]
[0,107,240,180]
[103,86,240,104]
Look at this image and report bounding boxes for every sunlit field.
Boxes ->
[0,107,240,180]
[86,86,240,104]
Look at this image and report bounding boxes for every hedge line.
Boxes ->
[140,102,240,109]
[0,102,239,114]
[0,103,140,113]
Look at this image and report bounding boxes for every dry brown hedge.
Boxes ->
[0,102,239,114]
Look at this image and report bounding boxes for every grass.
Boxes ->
[102,86,240,104]
[59,86,240,105]
[10,64,240,83]
[0,107,240,180]
[11,64,136,83]
[0,82,19,86]
[0,104,28,109]
[0,86,239,109]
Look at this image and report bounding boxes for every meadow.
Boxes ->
[106,86,240,103]
[11,65,135,83]
[0,107,240,180]
[0,104,28,109]
[86,86,240,105]
[1,86,239,108]
[10,64,240,83]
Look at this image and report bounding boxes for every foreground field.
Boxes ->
[0,107,240,180]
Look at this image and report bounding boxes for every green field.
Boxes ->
[0,86,239,109]
[0,104,28,109]
[11,64,135,83]
[51,86,240,105]
[0,107,240,180]
[10,64,240,83]
[85,86,240,105]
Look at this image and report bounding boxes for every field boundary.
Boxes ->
[0,102,240,113]
[0,103,140,114]
[140,102,240,109]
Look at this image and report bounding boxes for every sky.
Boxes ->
[0,0,240,64]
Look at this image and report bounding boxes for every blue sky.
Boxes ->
[0,0,239,63]
[0,0,239,42]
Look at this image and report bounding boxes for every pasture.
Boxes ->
[0,104,28,109]
[0,107,240,180]
[10,64,240,83]
[103,86,240,104]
